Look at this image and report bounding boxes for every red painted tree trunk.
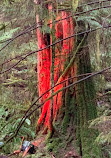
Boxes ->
[36,9,76,132]
[36,15,51,130]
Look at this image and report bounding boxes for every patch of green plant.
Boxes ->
[0,105,36,154]
[46,136,64,155]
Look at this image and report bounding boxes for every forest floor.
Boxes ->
[2,72,111,158]
[10,131,81,158]
[5,78,111,158]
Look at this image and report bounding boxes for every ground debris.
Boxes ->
[64,151,81,158]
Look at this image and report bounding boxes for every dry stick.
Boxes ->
[0,73,92,131]
[0,52,29,66]
[0,52,74,67]
[0,53,71,66]
[15,73,93,133]
[0,23,38,51]
[0,38,12,44]
[0,42,100,66]
[5,65,111,144]
[1,0,110,44]
[49,5,55,133]
[0,73,93,144]
[0,3,111,52]
[16,66,111,128]
[0,20,43,44]
[18,74,92,126]
[1,24,111,75]
[0,38,106,67]
[1,4,111,66]
[78,0,111,7]
[57,0,109,9]
[57,0,111,11]
[75,4,111,16]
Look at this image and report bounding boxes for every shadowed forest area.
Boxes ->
[0,0,111,158]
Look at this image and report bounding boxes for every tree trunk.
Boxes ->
[35,1,102,157]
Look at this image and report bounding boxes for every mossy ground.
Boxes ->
[8,129,80,158]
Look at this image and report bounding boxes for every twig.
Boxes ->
[78,0,111,7]
[3,65,111,144]
[0,3,111,52]
[55,0,111,11]
[0,25,111,74]
[15,73,93,136]
[0,23,38,52]
[0,52,29,66]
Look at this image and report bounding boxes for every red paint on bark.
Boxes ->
[36,10,76,131]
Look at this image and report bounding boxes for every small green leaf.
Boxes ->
[25,118,31,125]
[0,27,20,42]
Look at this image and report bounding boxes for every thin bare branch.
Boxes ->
[0,25,111,74]
[78,0,111,7]
[0,2,111,52]
[0,53,29,66]
[4,66,111,144]
[0,24,38,52]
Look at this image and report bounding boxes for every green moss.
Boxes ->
[80,128,102,158]
[62,86,77,134]
[75,47,102,157]
[62,89,70,133]
[46,137,63,154]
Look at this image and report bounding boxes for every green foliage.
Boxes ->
[77,16,102,28]
[0,105,35,154]
[89,115,111,143]
[0,106,35,138]
[89,103,111,157]
[62,90,70,133]
[0,27,20,42]
[72,0,78,12]
[46,134,67,156]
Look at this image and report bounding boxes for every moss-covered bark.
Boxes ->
[61,35,102,157]
[36,1,102,157]
[75,46,102,157]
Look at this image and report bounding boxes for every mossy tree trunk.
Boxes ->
[61,40,102,157]
[35,1,102,157]
[76,46,101,157]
